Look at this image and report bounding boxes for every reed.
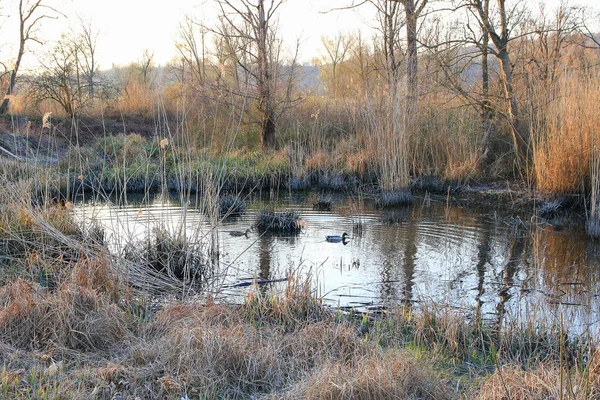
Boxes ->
[532,73,600,194]
[588,145,600,238]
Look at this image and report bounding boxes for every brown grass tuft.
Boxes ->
[285,349,455,400]
[476,366,563,400]
[0,279,128,352]
[68,256,122,302]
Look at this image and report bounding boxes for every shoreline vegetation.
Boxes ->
[0,117,585,214]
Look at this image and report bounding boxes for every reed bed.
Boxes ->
[588,146,600,238]
[533,73,600,195]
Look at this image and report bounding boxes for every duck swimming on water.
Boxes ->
[326,232,350,243]
[229,228,251,237]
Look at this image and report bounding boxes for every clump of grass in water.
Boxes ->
[537,199,562,219]
[125,227,208,284]
[256,210,302,234]
[376,189,414,208]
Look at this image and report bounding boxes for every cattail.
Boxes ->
[42,112,52,129]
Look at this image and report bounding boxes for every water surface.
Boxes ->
[74,192,600,334]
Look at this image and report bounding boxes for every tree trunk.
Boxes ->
[0,65,20,115]
[404,3,419,138]
[480,0,492,169]
[0,0,27,115]
[262,111,276,149]
[496,0,528,166]
[498,48,528,164]
[256,0,275,149]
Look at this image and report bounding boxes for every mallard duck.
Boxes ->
[326,232,349,243]
[229,228,251,237]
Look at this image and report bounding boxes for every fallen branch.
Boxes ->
[0,144,23,161]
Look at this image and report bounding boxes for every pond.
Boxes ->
[74,191,600,334]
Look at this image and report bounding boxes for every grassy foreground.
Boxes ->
[2,262,600,399]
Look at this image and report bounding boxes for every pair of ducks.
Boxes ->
[230,228,350,244]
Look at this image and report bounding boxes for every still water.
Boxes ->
[74,191,600,334]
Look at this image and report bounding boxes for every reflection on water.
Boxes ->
[74,192,600,334]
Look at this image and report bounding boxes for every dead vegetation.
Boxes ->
[2,243,600,399]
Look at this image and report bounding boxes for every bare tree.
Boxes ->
[176,16,207,88]
[431,0,493,168]
[76,19,99,98]
[138,49,155,86]
[519,4,579,86]
[464,0,529,166]
[27,31,113,117]
[206,0,299,149]
[320,33,355,97]
[27,35,85,117]
[390,0,429,135]
[479,0,491,167]
[348,31,374,95]
[0,0,59,114]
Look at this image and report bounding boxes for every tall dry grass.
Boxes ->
[376,84,411,193]
[533,72,600,194]
[588,145,600,238]
[414,99,482,181]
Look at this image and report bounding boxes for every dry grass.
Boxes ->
[0,278,128,352]
[475,363,600,400]
[588,145,600,238]
[413,100,482,182]
[533,73,600,194]
[284,349,455,400]
[1,254,599,399]
[114,79,157,117]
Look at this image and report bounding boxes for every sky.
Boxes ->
[52,0,368,68]
[2,0,599,70]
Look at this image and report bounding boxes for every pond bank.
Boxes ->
[1,271,598,399]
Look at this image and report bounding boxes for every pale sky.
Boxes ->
[2,0,598,70]
[54,0,369,68]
